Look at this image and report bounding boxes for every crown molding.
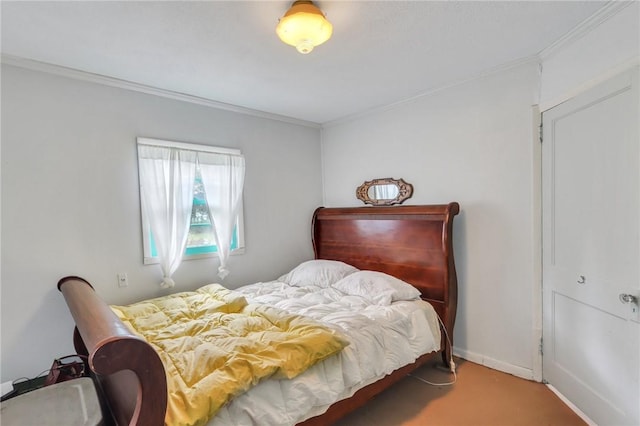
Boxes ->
[1,54,321,129]
[538,1,634,61]
[2,1,630,130]
[323,54,540,128]
[539,57,639,112]
[323,1,634,128]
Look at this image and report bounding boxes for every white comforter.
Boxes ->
[208,281,441,426]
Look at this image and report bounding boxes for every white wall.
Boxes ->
[540,2,639,110]
[321,2,639,379]
[322,63,541,377]
[0,65,323,381]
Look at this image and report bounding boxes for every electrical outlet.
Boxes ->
[117,272,128,288]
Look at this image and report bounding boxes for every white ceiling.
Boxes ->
[1,1,608,125]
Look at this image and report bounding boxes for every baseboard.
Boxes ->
[452,347,535,381]
[546,384,597,426]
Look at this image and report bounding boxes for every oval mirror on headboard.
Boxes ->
[356,178,413,206]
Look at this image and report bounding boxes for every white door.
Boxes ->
[542,68,639,426]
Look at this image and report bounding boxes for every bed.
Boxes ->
[57,202,460,425]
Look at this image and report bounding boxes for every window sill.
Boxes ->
[143,247,245,265]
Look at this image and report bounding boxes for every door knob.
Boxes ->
[619,294,638,305]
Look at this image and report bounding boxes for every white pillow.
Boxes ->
[332,270,421,305]
[278,260,359,288]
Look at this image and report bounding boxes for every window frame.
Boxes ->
[137,137,246,265]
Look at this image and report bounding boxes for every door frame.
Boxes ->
[532,105,543,383]
[536,65,640,423]
[534,63,640,385]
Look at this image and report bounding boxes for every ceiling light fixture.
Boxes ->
[276,0,333,54]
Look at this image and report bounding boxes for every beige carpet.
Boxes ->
[333,357,586,426]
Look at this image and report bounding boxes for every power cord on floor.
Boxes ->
[408,314,457,387]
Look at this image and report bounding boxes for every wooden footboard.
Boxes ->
[57,276,167,425]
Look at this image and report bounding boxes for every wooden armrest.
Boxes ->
[58,276,167,425]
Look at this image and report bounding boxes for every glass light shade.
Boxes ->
[276,1,333,54]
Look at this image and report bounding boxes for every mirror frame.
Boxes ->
[356,177,414,206]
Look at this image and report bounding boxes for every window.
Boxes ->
[138,138,245,266]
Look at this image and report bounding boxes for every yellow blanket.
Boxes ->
[111,284,348,426]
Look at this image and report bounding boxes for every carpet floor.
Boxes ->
[333,357,586,426]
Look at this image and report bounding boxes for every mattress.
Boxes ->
[208,280,441,425]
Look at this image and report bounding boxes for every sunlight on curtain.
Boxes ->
[198,152,245,279]
[138,145,197,288]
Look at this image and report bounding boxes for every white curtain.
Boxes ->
[138,145,197,288]
[198,152,245,279]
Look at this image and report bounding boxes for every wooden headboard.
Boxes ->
[312,203,460,366]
